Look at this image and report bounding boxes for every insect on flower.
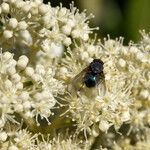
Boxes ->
[72,59,106,98]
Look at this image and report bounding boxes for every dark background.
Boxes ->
[44,0,150,44]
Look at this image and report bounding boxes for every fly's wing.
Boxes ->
[71,67,88,92]
[97,71,106,97]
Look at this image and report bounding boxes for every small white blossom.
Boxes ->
[41,40,64,58]
[32,91,56,125]
[1,2,10,13]
[17,55,29,69]
[19,30,33,45]
[8,145,19,150]
[25,67,34,77]
[17,21,28,30]
[3,30,13,39]
[8,18,18,29]
[99,120,111,132]
[0,131,7,142]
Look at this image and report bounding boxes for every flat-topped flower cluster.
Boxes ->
[0,0,150,149]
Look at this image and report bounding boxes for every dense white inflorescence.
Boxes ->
[58,35,150,135]
[0,51,65,127]
[0,0,150,149]
[0,0,96,55]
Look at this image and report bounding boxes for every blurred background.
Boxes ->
[44,0,150,44]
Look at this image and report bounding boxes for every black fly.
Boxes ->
[72,59,106,97]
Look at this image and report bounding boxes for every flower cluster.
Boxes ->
[0,128,37,150]
[113,128,150,150]
[58,34,150,137]
[35,134,89,150]
[0,51,65,128]
[58,38,131,133]
[0,0,96,57]
[0,128,89,150]
[0,0,150,149]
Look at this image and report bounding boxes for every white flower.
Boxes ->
[0,50,65,127]
[8,145,19,150]
[41,40,64,58]
[35,134,88,150]
[0,131,7,142]
[3,30,13,39]
[1,2,10,13]
[99,120,111,132]
[8,18,18,29]
[4,129,37,150]
[32,91,56,125]
[0,0,95,56]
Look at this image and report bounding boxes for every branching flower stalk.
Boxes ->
[0,0,150,149]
